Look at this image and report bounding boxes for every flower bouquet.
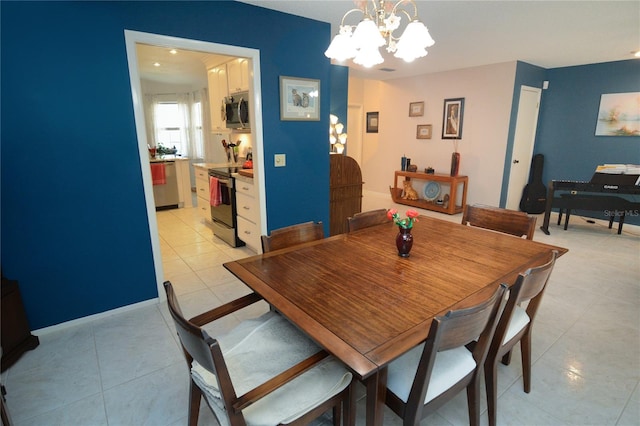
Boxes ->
[387,209,419,257]
[387,209,419,229]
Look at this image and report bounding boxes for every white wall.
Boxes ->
[350,61,518,207]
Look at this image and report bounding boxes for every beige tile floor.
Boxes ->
[3,194,639,425]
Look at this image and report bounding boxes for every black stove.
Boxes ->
[208,166,241,178]
[207,166,244,248]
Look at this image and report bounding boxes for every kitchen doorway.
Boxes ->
[124,30,266,300]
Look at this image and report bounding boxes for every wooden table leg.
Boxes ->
[365,368,387,426]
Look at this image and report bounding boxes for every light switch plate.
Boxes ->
[274,154,286,167]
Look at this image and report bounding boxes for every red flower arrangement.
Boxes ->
[387,209,419,229]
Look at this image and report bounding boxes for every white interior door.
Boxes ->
[505,85,542,210]
[347,104,363,166]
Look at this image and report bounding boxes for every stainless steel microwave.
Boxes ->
[225,92,250,129]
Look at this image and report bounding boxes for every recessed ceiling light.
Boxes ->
[153,62,161,67]
[170,49,177,55]
[634,51,640,58]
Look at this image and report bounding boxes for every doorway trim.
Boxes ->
[124,30,265,301]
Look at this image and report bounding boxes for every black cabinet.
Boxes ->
[1,275,39,372]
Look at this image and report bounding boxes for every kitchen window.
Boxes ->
[155,102,186,154]
[144,90,209,160]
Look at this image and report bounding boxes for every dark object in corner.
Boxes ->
[1,274,39,371]
[520,154,547,214]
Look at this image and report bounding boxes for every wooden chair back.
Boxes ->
[385,284,507,426]
[484,250,558,426]
[164,281,242,424]
[462,204,537,240]
[261,221,324,253]
[346,209,389,232]
[164,281,353,426]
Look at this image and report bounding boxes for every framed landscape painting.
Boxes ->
[595,92,640,136]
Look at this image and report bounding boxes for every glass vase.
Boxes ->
[395,227,413,257]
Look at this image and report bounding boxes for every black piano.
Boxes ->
[541,172,640,235]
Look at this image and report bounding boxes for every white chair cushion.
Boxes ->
[191,312,352,426]
[503,305,530,344]
[387,344,476,404]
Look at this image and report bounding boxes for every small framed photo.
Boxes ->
[279,76,320,121]
[366,111,379,133]
[442,98,464,139]
[409,101,424,117]
[416,124,432,139]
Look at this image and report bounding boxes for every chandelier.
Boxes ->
[325,0,435,68]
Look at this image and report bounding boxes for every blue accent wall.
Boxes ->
[1,1,332,328]
[534,60,640,224]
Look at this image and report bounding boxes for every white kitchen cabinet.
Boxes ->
[235,176,261,252]
[207,64,228,132]
[194,165,211,223]
[227,58,249,93]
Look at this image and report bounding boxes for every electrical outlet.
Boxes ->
[274,154,286,167]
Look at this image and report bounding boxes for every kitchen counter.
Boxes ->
[234,172,254,183]
[150,155,188,162]
[237,168,254,178]
[192,162,236,169]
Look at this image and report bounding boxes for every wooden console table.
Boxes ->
[390,171,468,215]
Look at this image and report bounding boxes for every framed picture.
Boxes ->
[442,98,465,139]
[366,112,379,133]
[409,101,424,117]
[416,124,432,139]
[595,92,640,136]
[279,76,320,121]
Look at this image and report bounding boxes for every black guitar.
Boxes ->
[519,153,547,214]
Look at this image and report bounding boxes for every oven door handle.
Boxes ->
[216,178,231,186]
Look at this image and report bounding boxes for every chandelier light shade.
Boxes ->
[324,28,357,61]
[325,0,435,68]
[394,20,434,61]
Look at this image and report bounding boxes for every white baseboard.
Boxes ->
[33,298,159,336]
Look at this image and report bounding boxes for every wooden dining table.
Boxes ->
[224,215,568,426]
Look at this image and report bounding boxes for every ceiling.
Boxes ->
[136,1,639,84]
[238,0,640,80]
[136,43,233,86]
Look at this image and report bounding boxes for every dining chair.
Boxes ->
[346,209,389,233]
[261,221,324,253]
[461,204,537,240]
[163,281,354,426]
[384,283,508,426]
[484,250,558,426]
